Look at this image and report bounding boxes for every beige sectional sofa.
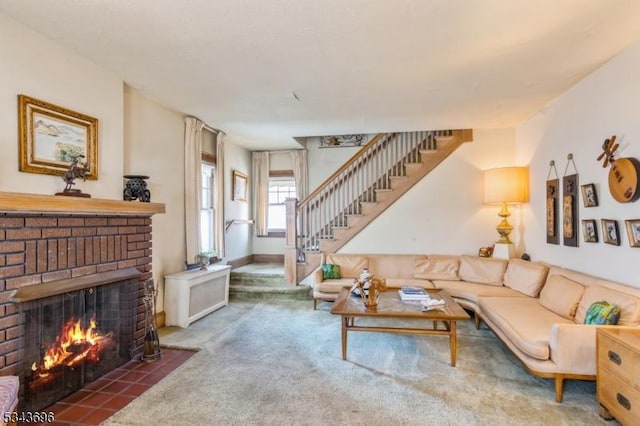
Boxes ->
[313,252,640,402]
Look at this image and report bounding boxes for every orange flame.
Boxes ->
[31,316,113,383]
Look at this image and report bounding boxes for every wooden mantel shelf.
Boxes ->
[0,191,166,216]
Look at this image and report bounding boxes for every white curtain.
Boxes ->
[184,117,205,263]
[215,133,225,258]
[252,152,270,236]
[291,150,308,200]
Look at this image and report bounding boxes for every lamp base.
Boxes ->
[492,243,515,259]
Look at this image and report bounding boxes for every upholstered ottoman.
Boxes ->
[0,376,18,426]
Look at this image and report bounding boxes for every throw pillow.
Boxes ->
[322,264,341,280]
[574,284,640,326]
[584,301,621,325]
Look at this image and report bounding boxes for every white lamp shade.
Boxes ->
[484,167,529,204]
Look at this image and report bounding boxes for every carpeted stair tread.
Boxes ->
[230,284,311,300]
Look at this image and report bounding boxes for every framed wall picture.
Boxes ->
[624,219,640,247]
[581,219,598,243]
[601,219,620,246]
[580,183,598,207]
[18,94,98,180]
[546,179,559,244]
[232,170,248,201]
[563,174,578,247]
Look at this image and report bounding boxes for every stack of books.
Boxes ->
[398,286,430,301]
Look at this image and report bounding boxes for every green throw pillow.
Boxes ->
[322,264,341,280]
[584,301,621,325]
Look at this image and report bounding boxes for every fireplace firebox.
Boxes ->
[10,268,139,411]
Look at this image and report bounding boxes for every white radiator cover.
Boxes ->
[164,264,231,328]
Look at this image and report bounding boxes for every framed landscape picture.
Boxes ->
[581,219,598,243]
[601,219,620,246]
[232,170,248,201]
[18,95,98,180]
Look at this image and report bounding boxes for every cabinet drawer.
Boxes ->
[598,370,640,426]
[598,333,640,388]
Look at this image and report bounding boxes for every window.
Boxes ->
[200,163,216,253]
[267,176,296,233]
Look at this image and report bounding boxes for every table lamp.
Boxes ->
[484,167,529,258]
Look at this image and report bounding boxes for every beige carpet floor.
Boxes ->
[103,300,613,426]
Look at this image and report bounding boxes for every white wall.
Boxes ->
[123,86,186,312]
[0,14,124,198]
[307,137,367,189]
[517,42,640,287]
[224,140,252,261]
[342,129,517,255]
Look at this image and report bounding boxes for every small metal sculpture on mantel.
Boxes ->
[55,155,91,198]
[123,175,151,202]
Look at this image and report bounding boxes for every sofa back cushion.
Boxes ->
[575,285,640,326]
[324,254,368,278]
[414,255,460,280]
[503,259,549,297]
[538,275,585,320]
[458,255,508,286]
[369,255,424,280]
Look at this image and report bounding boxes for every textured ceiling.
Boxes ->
[2,0,640,150]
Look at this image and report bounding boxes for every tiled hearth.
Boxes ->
[35,348,196,426]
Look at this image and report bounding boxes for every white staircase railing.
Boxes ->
[295,129,453,257]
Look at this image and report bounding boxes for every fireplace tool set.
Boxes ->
[142,279,162,362]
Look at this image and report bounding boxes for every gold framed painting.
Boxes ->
[232,170,248,201]
[18,95,98,180]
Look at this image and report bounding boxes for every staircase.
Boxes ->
[286,129,473,283]
[230,263,312,300]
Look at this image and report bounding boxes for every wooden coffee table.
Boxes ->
[330,287,470,366]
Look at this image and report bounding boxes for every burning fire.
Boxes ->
[30,316,113,387]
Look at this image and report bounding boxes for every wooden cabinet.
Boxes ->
[164,264,231,328]
[597,327,640,425]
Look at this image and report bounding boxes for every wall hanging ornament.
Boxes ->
[546,160,559,245]
[562,154,579,247]
[597,134,640,203]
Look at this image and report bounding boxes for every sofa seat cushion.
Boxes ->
[458,255,508,286]
[433,280,525,305]
[479,297,573,360]
[315,278,356,293]
[384,278,435,289]
[324,254,368,278]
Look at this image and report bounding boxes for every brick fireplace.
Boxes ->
[0,191,165,409]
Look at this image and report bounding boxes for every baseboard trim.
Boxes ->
[253,254,284,263]
[228,254,285,269]
[228,255,254,269]
[155,311,166,328]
